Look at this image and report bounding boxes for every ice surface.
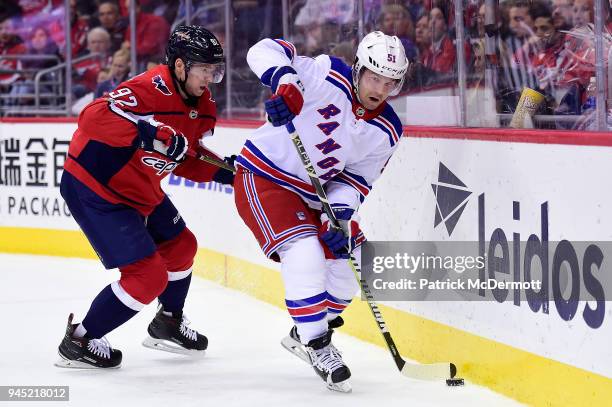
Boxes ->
[0,254,522,407]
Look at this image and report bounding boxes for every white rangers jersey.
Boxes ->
[235,38,403,211]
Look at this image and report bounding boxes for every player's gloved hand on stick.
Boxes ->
[213,155,237,185]
[137,120,188,162]
[319,208,366,259]
[265,66,305,127]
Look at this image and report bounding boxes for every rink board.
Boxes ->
[1,120,611,406]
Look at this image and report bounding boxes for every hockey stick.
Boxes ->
[152,139,236,173]
[188,150,236,173]
[286,121,457,381]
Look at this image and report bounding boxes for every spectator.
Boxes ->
[97,1,127,53]
[404,13,438,91]
[472,3,489,73]
[0,1,21,22]
[0,16,26,89]
[294,0,356,26]
[415,13,431,59]
[405,0,425,24]
[378,4,418,60]
[424,5,456,74]
[556,0,596,94]
[97,67,110,84]
[403,12,433,89]
[27,26,61,66]
[48,0,90,57]
[122,0,170,69]
[572,0,593,28]
[507,0,535,40]
[73,27,111,98]
[514,1,553,65]
[513,3,567,115]
[95,48,130,98]
[125,0,179,24]
[552,0,574,30]
[294,0,356,55]
[74,0,97,22]
[497,0,538,110]
[470,1,507,78]
[8,25,61,106]
[17,0,63,17]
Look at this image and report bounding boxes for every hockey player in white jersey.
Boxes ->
[233,32,408,392]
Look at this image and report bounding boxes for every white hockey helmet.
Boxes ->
[352,31,409,97]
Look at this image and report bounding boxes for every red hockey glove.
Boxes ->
[265,66,305,127]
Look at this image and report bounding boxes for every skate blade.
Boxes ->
[326,379,352,393]
[54,353,121,369]
[280,335,311,364]
[142,336,206,357]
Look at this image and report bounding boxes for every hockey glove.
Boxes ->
[212,155,237,185]
[264,66,305,127]
[137,120,188,162]
[319,208,366,259]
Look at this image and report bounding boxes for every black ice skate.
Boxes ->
[142,305,208,356]
[281,316,344,364]
[304,330,351,393]
[55,313,122,369]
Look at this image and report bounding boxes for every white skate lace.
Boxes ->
[179,316,198,341]
[310,344,345,373]
[87,337,111,359]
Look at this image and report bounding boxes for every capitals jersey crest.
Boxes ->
[152,74,172,96]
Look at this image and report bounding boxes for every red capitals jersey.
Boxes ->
[64,64,221,215]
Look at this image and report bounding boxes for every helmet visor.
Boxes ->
[191,62,225,84]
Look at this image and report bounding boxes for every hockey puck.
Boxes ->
[446,378,465,386]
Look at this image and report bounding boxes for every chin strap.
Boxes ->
[351,65,364,105]
[171,63,199,107]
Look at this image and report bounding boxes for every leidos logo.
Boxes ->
[432,162,606,329]
[431,163,471,236]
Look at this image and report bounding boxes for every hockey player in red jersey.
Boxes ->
[56,25,235,369]
[234,32,408,392]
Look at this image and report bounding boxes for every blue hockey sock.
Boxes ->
[158,273,192,313]
[81,284,139,339]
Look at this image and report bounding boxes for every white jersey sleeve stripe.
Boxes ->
[338,171,371,194]
[377,115,401,143]
[330,176,368,203]
[368,117,400,147]
[247,38,294,82]
[273,39,296,62]
[325,73,352,102]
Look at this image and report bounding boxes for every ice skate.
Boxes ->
[55,313,122,369]
[304,329,352,393]
[281,316,344,364]
[142,305,208,356]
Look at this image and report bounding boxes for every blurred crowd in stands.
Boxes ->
[0,0,609,129]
